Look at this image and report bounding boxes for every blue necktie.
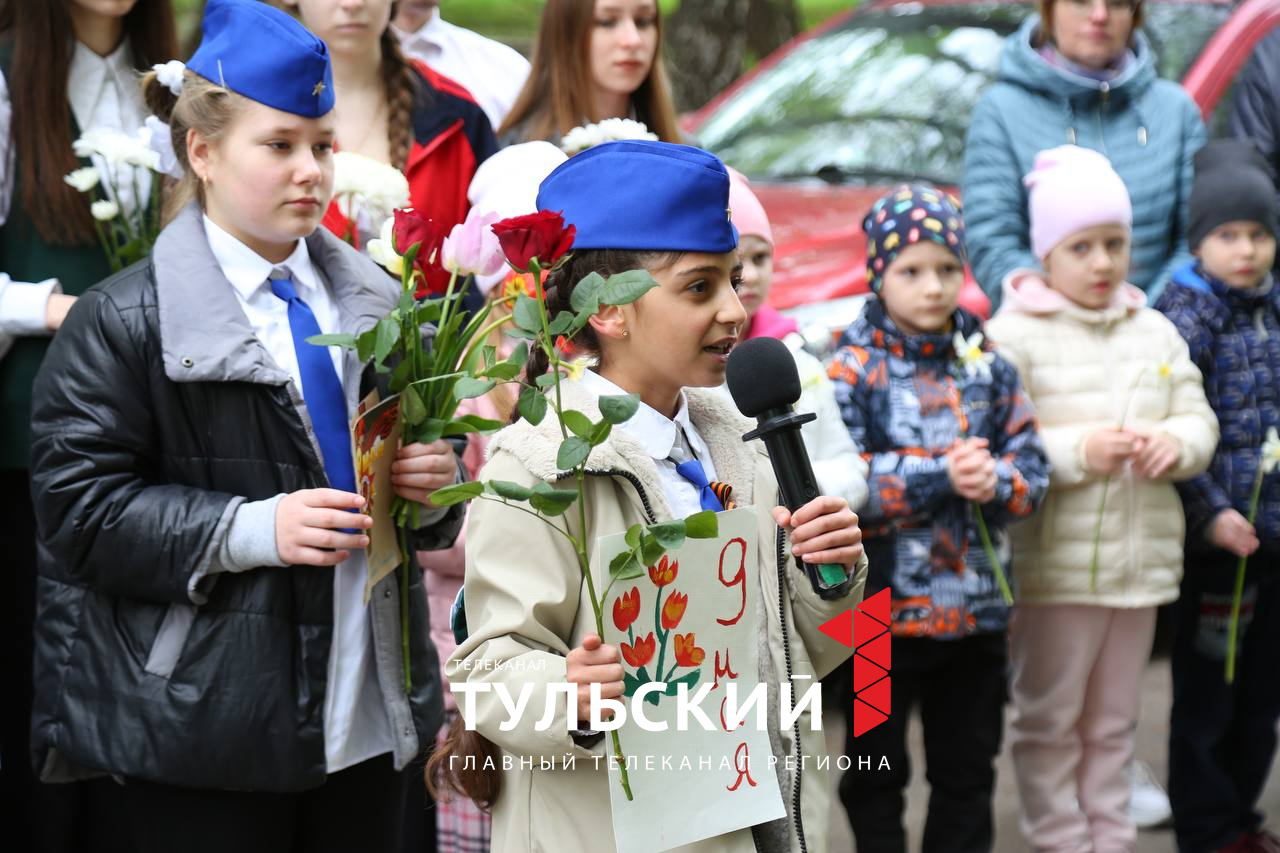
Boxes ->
[269,268,355,493]
[674,458,725,513]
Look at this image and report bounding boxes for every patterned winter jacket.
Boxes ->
[1154,263,1280,558]
[829,301,1049,639]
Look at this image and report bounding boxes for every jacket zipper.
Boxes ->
[776,524,808,853]
[579,469,658,525]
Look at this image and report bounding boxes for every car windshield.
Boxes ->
[696,1,1232,185]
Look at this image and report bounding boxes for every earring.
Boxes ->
[621,329,630,338]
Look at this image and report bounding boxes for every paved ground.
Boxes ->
[821,656,1280,851]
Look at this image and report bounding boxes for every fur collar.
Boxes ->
[486,379,763,521]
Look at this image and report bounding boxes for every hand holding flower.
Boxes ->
[390,440,457,504]
[946,436,997,503]
[772,496,863,569]
[567,633,625,725]
[1129,430,1181,480]
[1084,427,1141,476]
[1209,509,1260,559]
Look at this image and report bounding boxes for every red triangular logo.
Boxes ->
[860,588,891,626]
[853,652,887,693]
[852,696,889,737]
[854,608,886,648]
[818,609,852,648]
[858,673,891,717]
[860,630,891,671]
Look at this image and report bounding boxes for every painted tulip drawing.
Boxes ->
[613,555,706,705]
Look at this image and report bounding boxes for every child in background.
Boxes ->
[727,170,868,511]
[986,145,1218,852]
[440,140,867,853]
[829,184,1049,852]
[1154,139,1280,853]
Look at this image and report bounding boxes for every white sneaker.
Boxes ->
[1128,759,1174,829]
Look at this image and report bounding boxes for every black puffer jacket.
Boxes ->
[28,206,462,792]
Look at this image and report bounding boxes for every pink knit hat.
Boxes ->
[727,167,773,245]
[1024,145,1132,259]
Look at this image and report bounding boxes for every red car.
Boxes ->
[686,0,1280,331]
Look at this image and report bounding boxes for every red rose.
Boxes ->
[392,208,451,297]
[491,210,576,273]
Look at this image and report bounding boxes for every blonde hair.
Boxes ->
[142,69,251,225]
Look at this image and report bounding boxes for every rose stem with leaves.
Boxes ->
[1225,464,1265,684]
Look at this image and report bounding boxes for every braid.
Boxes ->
[513,249,684,422]
[380,28,417,172]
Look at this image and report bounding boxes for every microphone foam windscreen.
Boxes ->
[725,337,802,417]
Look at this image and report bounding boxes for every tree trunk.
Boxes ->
[665,0,802,112]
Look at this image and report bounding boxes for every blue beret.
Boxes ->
[536,140,739,253]
[188,0,335,118]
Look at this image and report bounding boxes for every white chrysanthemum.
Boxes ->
[1262,426,1280,475]
[63,166,101,193]
[953,330,995,379]
[561,118,658,155]
[331,151,411,227]
[366,216,405,277]
[90,199,120,221]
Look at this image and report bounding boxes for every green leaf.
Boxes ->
[671,669,701,688]
[388,357,414,392]
[639,533,665,566]
[305,332,357,349]
[487,480,534,502]
[624,524,643,550]
[413,418,445,444]
[517,385,547,425]
[505,326,539,341]
[453,377,496,402]
[535,372,559,388]
[415,299,443,325]
[513,293,543,333]
[610,550,641,582]
[598,393,640,425]
[529,482,578,516]
[442,415,504,436]
[649,520,686,551]
[622,671,642,698]
[356,327,378,363]
[561,409,594,440]
[569,271,606,314]
[428,481,483,507]
[481,361,523,381]
[600,269,659,306]
[556,436,591,470]
[508,341,530,368]
[400,385,427,425]
[481,345,496,369]
[547,311,575,336]
[589,420,612,446]
[374,316,401,364]
[683,510,719,539]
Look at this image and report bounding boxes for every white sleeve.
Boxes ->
[0,66,12,227]
[0,67,63,357]
[790,344,870,510]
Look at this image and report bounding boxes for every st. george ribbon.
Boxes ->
[725,336,855,600]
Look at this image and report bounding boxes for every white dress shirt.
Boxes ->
[0,40,151,354]
[392,9,530,130]
[204,216,394,773]
[577,369,718,519]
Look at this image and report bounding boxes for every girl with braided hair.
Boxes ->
[289,0,498,245]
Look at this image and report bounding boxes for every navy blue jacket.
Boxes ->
[1154,263,1280,557]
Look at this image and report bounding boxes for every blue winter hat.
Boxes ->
[863,184,966,293]
[535,140,739,253]
[188,0,335,118]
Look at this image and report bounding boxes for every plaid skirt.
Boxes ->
[434,710,492,853]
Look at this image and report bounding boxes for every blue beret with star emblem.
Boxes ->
[188,0,335,118]
[536,140,739,253]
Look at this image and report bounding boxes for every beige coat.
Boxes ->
[986,273,1218,607]
[447,380,867,853]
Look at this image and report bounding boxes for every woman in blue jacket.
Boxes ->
[963,0,1204,310]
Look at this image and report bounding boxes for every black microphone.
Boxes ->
[726,337,854,600]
